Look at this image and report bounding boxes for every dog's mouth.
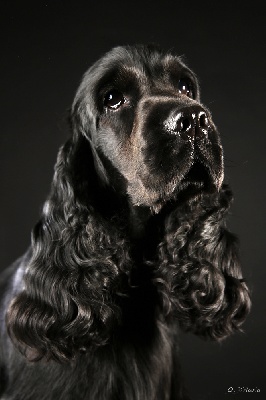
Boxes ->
[185,161,208,181]
[181,161,213,190]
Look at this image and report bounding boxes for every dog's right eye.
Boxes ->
[104,90,125,110]
[178,78,194,99]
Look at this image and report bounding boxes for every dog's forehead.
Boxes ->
[88,46,194,87]
[105,46,184,71]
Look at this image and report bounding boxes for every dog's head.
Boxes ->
[72,44,223,212]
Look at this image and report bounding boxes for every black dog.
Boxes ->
[0,45,250,399]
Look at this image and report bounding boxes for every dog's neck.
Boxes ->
[128,205,154,239]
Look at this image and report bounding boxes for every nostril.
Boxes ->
[199,112,209,128]
[179,117,191,132]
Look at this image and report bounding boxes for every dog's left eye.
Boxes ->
[178,79,194,98]
[104,90,126,110]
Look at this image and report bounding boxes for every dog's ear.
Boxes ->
[155,185,251,340]
[6,125,129,362]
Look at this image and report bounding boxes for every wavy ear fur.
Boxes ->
[155,186,251,340]
[6,139,251,362]
[6,109,250,361]
[7,133,132,362]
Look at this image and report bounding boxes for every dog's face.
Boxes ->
[73,45,224,212]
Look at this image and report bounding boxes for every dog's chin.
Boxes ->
[179,162,217,195]
[150,162,219,213]
[128,162,220,214]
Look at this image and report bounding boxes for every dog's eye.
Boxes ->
[178,79,194,98]
[104,90,125,110]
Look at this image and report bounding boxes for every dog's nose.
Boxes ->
[165,106,210,140]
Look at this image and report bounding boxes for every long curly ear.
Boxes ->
[155,185,251,340]
[6,131,131,362]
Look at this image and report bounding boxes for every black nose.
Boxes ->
[165,106,210,139]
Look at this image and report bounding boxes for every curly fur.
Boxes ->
[0,44,250,400]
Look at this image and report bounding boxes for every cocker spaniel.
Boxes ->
[0,44,251,400]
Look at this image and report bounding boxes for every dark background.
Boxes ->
[0,1,265,399]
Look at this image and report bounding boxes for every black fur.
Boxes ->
[0,45,250,399]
